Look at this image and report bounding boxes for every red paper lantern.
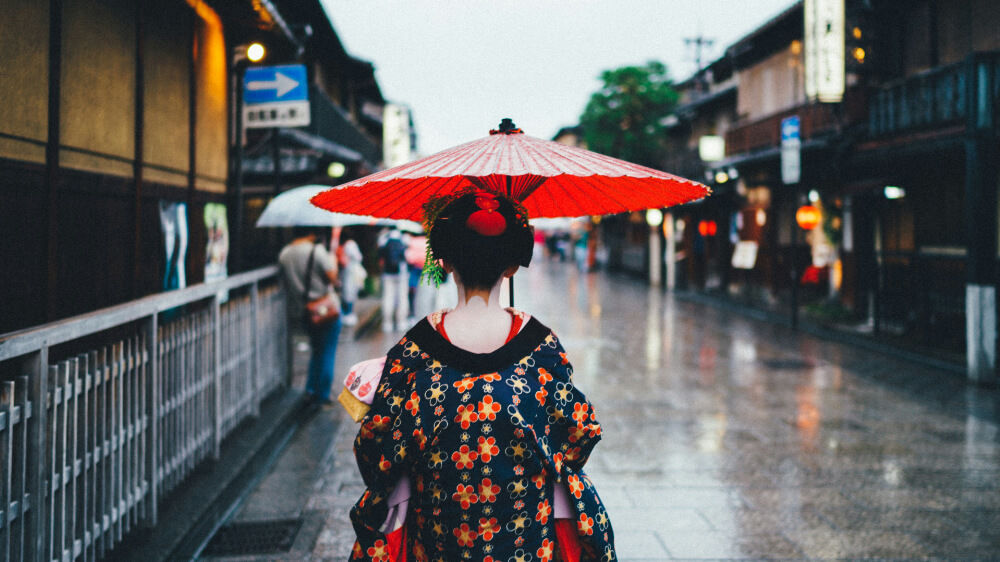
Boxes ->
[698,220,717,237]
[796,205,821,230]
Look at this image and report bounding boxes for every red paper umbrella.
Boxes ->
[312,119,710,221]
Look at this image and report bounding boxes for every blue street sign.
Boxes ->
[243,65,308,105]
[780,115,801,184]
[781,116,801,143]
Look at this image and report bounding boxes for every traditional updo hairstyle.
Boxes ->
[424,189,534,291]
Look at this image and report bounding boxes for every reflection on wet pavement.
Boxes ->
[514,261,1000,560]
[229,260,1000,561]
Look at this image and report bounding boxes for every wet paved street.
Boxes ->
[205,260,1000,561]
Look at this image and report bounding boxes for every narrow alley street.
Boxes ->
[205,259,1000,561]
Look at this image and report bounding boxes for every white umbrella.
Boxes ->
[394,220,425,233]
[255,185,394,227]
[529,216,586,231]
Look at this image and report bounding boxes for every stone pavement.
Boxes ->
[201,260,1000,561]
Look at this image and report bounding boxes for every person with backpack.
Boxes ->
[378,228,410,332]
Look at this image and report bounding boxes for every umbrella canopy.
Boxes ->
[529,216,585,231]
[255,185,395,227]
[311,119,710,221]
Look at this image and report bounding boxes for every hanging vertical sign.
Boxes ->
[804,0,817,99]
[804,0,845,103]
[781,116,801,185]
[383,104,412,168]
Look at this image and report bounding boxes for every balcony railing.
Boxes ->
[724,88,870,156]
[868,52,1000,138]
[0,266,287,562]
[725,102,840,155]
[869,60,967,137]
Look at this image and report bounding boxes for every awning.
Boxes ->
[278,128,362,162]
[715,138,829,169]
[241,128,363,176]
[308,86,380,168]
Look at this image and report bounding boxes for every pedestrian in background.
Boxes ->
[377,228,410,332]
[339,229,365,326]
[404,232,426,322]
[278,227,342,405]
[349,189,615,560]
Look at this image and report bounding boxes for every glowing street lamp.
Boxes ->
[246,42,266,62]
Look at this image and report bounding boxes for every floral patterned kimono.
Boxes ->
[350,310,616,561]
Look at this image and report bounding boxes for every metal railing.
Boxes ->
[0,266,288,562]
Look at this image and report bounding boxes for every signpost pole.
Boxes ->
[272,127,281,196]
[235,63,310,272]
[791,209,800,329]
[781,116,802,329]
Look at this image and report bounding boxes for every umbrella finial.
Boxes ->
[490,118,523,135]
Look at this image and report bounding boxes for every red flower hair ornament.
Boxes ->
[465,193,507,236]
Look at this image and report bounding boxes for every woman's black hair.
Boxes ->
[428,191,533,290]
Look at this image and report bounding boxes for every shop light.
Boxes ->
[796,205,821,230]
[728,167,739,180]
[246,42,266,62]
[645,208,663,227]
[884,186,906,199]
[698,220,718,237]
[327,161,347,178]
[808,189,820,203]
[698,135,726,162]
[756,208,767,227]
[714,171,729,184]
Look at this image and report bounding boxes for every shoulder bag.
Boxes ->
[304,243,341,327]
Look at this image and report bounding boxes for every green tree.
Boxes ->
[580,61,679,168]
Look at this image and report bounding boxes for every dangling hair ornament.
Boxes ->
[419,190,461,287]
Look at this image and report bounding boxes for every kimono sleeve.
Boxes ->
[354,358,425,488]
[538,343,602,477]
[351,352,426,535]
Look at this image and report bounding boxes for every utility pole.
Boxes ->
[684,35,716,73]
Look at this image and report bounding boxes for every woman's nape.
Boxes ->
[439,262,520,354]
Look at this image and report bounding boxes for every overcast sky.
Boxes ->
[321,0,797,156]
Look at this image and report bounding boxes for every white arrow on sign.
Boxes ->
[246,71,299,98]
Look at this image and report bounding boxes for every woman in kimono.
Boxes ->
[350,189,615,561]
